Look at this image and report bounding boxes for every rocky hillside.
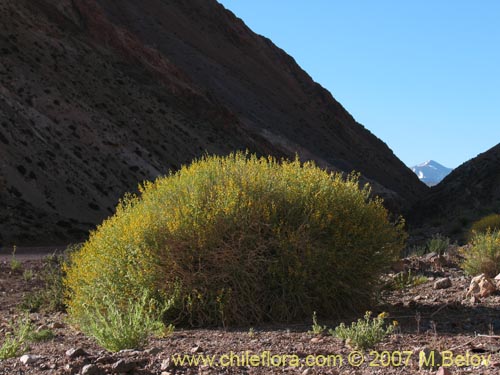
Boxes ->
[0,0,426,246]
[410,143,500,241]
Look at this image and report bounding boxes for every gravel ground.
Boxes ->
[1,253,500,374]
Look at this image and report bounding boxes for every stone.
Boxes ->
[302,369,313,375]
[433,277,452,289]
[49,322,64,329]
[111,359,137,373]
[160,358,173,371]
[190,346,202,353]
[436,366,452,375]
[65,347,88,359]
[310,337,323,343]
[20,354,42,365]
[466,280,481,298]
[478,277,496,297]
[145,347,162,355]
[95,356,114,364]
[391,260,406,273]
[81,364,100,375]
[466,274,496,299]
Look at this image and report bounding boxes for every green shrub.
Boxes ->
[427,234,450,255]
[79,291,173,352]
[64,153,406,328]
[462,229,500,277]
[29,329,55,342]
[330,311,396,350]
[391,270,428,290]
[469,214,500,239]
[21,249,73,313]
[0,315,33,359]
[309,311,327,335]
[10,246,22,272]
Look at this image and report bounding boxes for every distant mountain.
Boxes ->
[411,160,453,186]
[409,144,500,242]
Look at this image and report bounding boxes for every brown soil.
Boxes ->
[1,253,500,374]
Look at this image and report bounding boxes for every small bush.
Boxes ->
[391,270,428,290]
[469,214,500,239]
[462,229,500,277]
[78,291,173,352]
[39,251,69,312]
[309,311,327,335]
[29,329,55,342]
[22,269,34,282]
[0,315,33,359]
[330,311,396,350]
[64,153,406,327]
[10,246,22,272]
[21,249,74,313]
[427,234,450,255]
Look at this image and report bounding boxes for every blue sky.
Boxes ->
[217,1,500,169]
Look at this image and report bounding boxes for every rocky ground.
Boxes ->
[1,251,500,374]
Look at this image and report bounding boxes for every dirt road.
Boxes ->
[0,246,66,261]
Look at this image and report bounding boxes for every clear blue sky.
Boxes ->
[217,0,500,169]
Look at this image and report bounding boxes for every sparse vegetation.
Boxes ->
[391,270,428,290]
[309,311,327,335]
[403,234,450,257]
[427,234,450,255]
[462,229,500,277]
[330,311,396,350]
[469,214,500,239]
[64,153,406,329]
[29,329,55,342]
[78,291,173,352]
[10,246,22,272]
[21,250,71,313]
[0,315,33,360]
[22,269,34,282]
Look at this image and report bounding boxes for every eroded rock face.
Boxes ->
[0,0,426,245]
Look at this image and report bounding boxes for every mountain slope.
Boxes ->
[0,0,426,245]
[410,144,500,241]
[411,160,453,186]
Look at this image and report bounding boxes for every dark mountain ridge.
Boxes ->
[0,0,426,245]
[409,143,500,241]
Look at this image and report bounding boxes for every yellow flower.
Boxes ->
[392,320,399,326]
[377,312,389,319]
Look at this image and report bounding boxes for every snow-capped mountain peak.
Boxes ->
[411,160,452,186]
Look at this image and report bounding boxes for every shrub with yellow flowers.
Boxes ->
[64,152,406,332]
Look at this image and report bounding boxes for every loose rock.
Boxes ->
[161,358,173,371]
[66,347,88,359]
[20,354,42,365]
[466,274,496,298]
[145,347,162,355]
[434,277,452,289]
[190,345,202,353]
[436,366,452,375]
[81,364,100,375]
[111,359,137,373]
